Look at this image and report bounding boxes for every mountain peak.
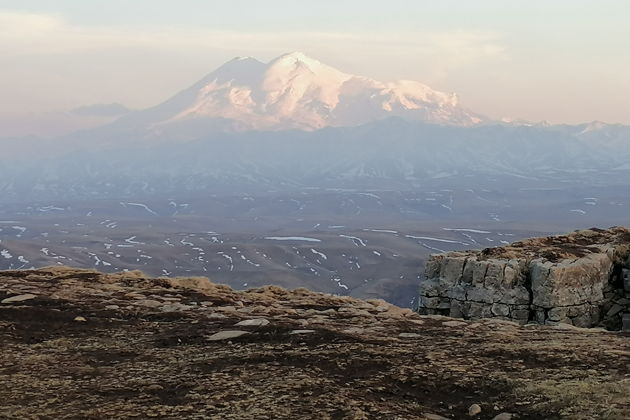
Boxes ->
[231,55,257,61]
[265,52,350,83]
[135,52,484,134]
[271,51,321,66]
[214,55,265,73]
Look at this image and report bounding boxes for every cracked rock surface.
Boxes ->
[0,266,628,419]
[419,227,630,330]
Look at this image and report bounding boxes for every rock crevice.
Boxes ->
[418,227,630,330]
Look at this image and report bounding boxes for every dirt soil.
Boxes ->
[0,266,628,419]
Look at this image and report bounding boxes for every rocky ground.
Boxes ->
[1,267,629,419]
[477,227,630,262]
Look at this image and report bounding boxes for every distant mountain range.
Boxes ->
[1,52,629,202]
[2,117,629,203]
[80,52,482,142]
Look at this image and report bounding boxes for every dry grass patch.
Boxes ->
[513,378,630,420]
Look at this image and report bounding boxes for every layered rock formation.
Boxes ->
[1,267,629,419]
[418,227,630,330]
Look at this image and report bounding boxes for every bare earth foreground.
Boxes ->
[1,267,628,419]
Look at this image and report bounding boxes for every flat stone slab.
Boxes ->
[206,330,250,341]
[234,318,270,327]
[1,294,37,304]
[289,329,315,335]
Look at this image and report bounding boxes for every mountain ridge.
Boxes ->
[3,117,630,203]
[100,52,483,139]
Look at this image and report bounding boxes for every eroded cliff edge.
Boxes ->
[418,227,630,330]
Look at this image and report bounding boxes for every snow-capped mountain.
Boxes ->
[109,52,482,137]
[3,52,628,203]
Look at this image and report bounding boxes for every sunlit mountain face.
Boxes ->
[111,52,482,139]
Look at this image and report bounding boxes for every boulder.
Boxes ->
[207,330,250,341]
[1,294,37,304]
[418,227,630,330]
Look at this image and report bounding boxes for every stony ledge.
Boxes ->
[1,266,629,419]
[419,227,630,330]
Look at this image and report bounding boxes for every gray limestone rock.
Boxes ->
[207,330,250,341]
[235,318,270,327]
[468,404,482,416]
[417,227,630,330]
[1,294,37,304]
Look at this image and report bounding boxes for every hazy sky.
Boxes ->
[1,0,629,124]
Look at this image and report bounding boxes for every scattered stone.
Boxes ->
[1,294,36,304]
[206,330,250,341]
[235,318,270,327]
[492,413,513,420]
[105,305,120,310]
[289,329,315,335]
[398,333,421,338]
[73,316,87,322]
[468,404,481,416]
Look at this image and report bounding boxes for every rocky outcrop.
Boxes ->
[418,227,630,330]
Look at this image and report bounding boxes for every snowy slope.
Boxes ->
[110,52,482,137]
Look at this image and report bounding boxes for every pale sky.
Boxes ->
[1,0,629,125]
